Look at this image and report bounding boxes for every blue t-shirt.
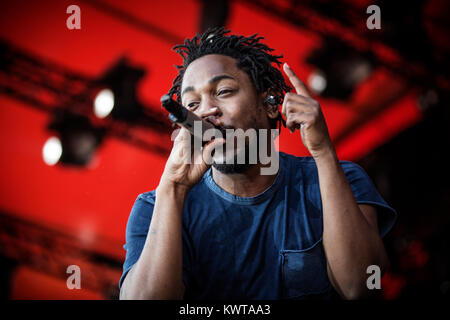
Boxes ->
[120,152,397,300]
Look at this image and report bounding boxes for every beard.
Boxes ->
[212,163,251,174]
[212,156,252,174]
[210,115,274,174]
[211,135,256,174]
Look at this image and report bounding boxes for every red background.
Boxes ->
[0,0,427,299]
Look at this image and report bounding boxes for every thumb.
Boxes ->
[202,138,226,166]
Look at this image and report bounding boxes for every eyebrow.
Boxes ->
[181,74,235,97]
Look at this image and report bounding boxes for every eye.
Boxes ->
[186,102,199,110]
[217,89,234,96]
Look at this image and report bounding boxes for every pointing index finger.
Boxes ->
[283,63,312,98]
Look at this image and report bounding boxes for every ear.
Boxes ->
[261,92,280,120]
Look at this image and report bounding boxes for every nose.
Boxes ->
[198,107,219,118]
[197,99,222,126]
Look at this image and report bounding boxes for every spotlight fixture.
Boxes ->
[95,57,146,123]
[45,109,105,167]
[307,70,327,95]
[417,89,439,112]
[42,136,63,166]
[306,37,374,100]
[93,88,115,119]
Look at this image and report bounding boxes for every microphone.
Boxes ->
[160,94,224,142]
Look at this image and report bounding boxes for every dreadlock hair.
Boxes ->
[168,27,291,131]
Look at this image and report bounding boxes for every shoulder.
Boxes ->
[132,173,211,211]
[280,152,366,174]
[338,160,374,186]
[280,152,315,164]
[279,152,318,178]
[338,160,367,173]
[136,190,156,206]
[280,152,371,187]
[279,152,317,171]
[126,190,156,231]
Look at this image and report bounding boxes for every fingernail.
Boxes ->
[285,63,290,69]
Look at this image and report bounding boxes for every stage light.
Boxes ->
[307,70,327,95]
[46,109,105,167]
[417,89,439,111]
[306,38,374,100]
[93,88,115,119]
[96,57,146,123]
[42,136,62,166]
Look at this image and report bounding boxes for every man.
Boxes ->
[119,28,396,300]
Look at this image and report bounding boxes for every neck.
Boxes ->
[211,159,279,198]
[211,130,280,197]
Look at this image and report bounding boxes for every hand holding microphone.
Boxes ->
[160,94,225,142]
[159,94,225,191]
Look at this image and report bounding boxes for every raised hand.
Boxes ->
[282,63,334,159]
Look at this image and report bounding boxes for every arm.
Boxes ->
[282,63,389,299]
[315,148,389,299]
[120,128,224,300]
[119,182,188,300]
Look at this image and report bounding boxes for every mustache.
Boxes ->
[203,118,235,134]
[204,116,235,130]
[220,125,236,130]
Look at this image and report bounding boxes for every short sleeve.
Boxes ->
[340,161,397,238]
[119,191,156,289]
[118,191,195,292]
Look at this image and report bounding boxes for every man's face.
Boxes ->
[181,54,272,173]
[181,54,271,132]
